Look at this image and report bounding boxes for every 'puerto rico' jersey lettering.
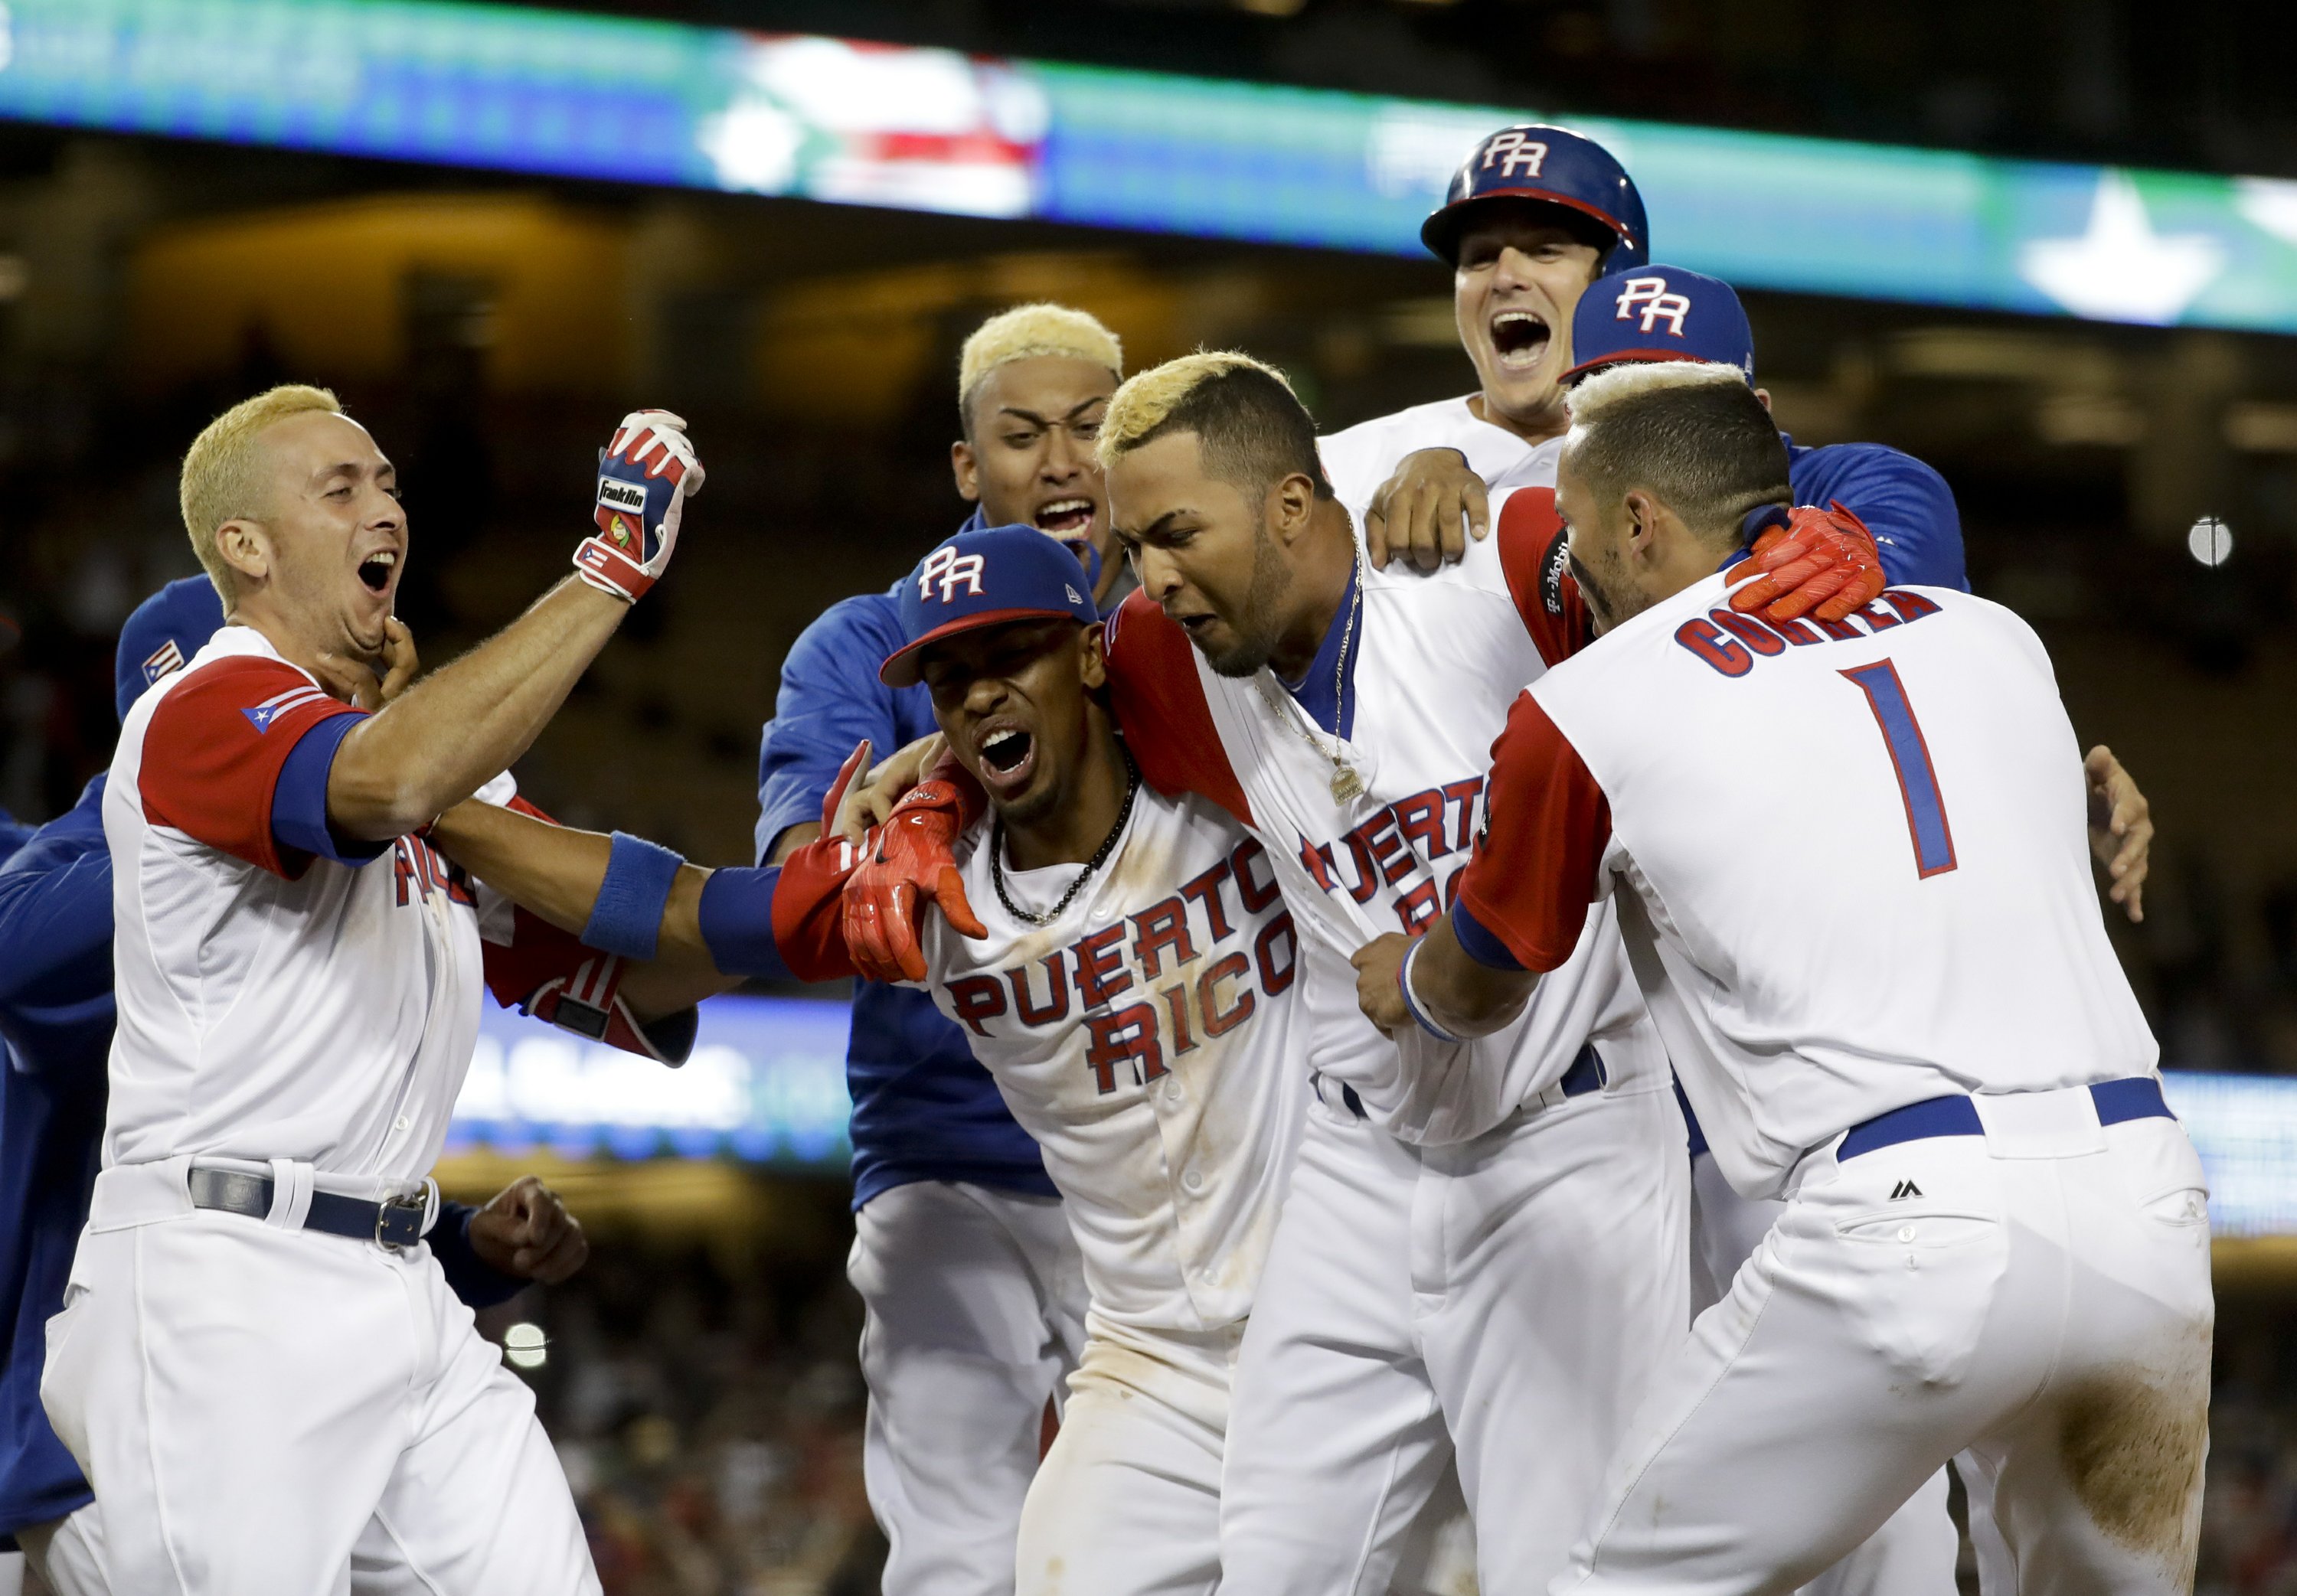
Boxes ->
[772,786,1309,1333]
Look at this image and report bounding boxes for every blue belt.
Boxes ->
[1836,1076,2172,1163]
[1328,1044,1606,1122]
[1559,1043,1607,1098]
[188,1167,429,1249]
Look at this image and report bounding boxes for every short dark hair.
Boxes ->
[1566,363,1789,545]
[1099,352,1334,504]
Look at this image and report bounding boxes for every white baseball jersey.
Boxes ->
[1106,487,1662,1145]
[1455,573,2158,1198]
[103,625,654,1188]
[792,783,1309,1333]
[1318,394,1558,517]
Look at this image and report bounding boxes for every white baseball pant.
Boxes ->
[1219,1077,1689,1596]
[848,1179,1088,1596]
[40,1160,595,1596]
[1559,1088,2214,1595]
[1013,1311,1244,1596]
[20,1493,503,1596]
[1688,1154,1959,1596]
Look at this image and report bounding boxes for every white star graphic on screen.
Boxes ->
[2020,170,2225,325]
[2234,176,2297,248]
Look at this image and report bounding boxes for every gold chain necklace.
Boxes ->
[1257,552,1366,805]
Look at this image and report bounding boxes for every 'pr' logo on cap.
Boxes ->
[1614,276,1692,336]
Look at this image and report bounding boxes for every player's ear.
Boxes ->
[215,519,273,588]
[1267,471,1317,546]
[951,439,981,504]
[1621,489,1658,554]
[1077,622,1109,691]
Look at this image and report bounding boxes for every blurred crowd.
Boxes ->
[488,1239,887,1596]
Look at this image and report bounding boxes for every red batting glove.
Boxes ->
[842,774,988,986]
[1727,502,1886,624]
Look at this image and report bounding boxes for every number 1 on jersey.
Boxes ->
[1841,660,1958,879]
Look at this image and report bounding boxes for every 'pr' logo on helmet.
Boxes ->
[1479,132,1550,179]
[1614,276,1692,336]
[918,546,988,603]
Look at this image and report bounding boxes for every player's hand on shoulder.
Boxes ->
[312,617,419,711]
[1727,503,1886,623]
[2084,745,2152,923]
[834,733,949,848]
[574,409,706,605]
[469,1174,589,1286]
[1351,934,1414,1035]
[1364,448,1489,573]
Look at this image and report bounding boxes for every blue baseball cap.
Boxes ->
[1422,124,1648,269]
[1565,264,1755,386]
[115,575,226,723]
[881,526,1099,689]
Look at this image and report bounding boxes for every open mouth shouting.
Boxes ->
[355,547,400,597]
[973,720,1039,800]
[1489,308,1551,372]
[1033,496,1096,537]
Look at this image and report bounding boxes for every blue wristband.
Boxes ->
[1399,938,1467,1045]
[581,832,685,960]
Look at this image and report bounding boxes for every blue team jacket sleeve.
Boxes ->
[1787,441,1969,593]
[427,1199,528,1310]
[755,593,909,864]
[0,779,118,1081]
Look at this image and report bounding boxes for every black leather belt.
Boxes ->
[187,1167,428,1249]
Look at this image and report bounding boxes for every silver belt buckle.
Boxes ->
[374,1194,426,1251]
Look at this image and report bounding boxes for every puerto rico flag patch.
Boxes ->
[140,638,187,687]
[241,683,328,733]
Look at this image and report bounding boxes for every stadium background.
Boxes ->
[3,0,2297,1590]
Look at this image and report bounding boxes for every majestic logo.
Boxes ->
[141,638,188,687]
[1890,1179,1924,1200]
[1614,275,1693,336]
[1479,132,1549,179]
[918,545,988,602]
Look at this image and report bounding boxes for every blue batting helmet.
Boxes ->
[115,575,225,723]
[1421,124,1647,270]
[1565,264,1754,385]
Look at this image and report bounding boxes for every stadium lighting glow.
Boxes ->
[504,1322,548,1369]
[8,2,2297,332]
[2185,516,2233,566]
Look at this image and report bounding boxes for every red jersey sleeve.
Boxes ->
[1495,488,1595,667]
[138,656,367,878]
[1450,690,1611,974]
[482,903,696,1065]
[1103,591,1254,827]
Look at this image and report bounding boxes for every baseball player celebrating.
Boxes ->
[415,524,1312,1596]
[753,305,1121,1595]
[40,386,701,1594]
[1360,360,2210,1595]
[0,576,595,1596]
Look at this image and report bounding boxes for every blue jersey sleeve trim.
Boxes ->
[271,713,393,867]
[698,865,790,981]
[1449,897,1526,971]
[427,1199,528,1310]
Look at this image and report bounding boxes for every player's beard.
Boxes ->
[1568,538,1635,636]
[1201,522,1293,679]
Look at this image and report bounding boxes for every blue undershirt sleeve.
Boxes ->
[428,1199,528,1310]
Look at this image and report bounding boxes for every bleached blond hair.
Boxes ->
[1096,351,1331,501]
[1562,359,1786,544]
[1565,359,1749,426]
[957,304,1122,433]
[178,384,346,601]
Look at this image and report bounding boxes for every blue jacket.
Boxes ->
[756,585,1055,1210]
[1786,438,1968,592]
[0,778,531,1539]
